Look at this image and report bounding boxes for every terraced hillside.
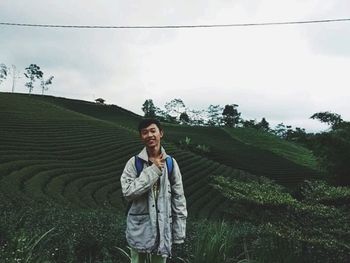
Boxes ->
[163,125,320,186]
[31,94,320,186]
[38,94,141,130]
[0,93,247,218]
[223,127,319,170]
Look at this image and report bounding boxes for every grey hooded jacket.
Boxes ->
[121,147,187,257]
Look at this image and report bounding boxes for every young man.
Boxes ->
[121,118,187,262]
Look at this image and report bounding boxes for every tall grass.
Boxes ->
[0,227,55,263]
[189,220,258,263]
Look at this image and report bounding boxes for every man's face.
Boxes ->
[140,123,163,149]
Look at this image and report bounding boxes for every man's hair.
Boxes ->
[138,118,163,133]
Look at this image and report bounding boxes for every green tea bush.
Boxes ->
[0,196,127,263]
[211,175,296,207]
[298,180,350,206]
[210,176,350,262]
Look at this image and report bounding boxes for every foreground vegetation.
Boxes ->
[1,175,349,263]
[210,176,350,262]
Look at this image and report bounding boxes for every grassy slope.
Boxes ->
[163,125,320,186]
[223,127,320,171]
[0,93,139,210]
[0,93,322,215]
[31,93,321,186]
[0,93,240,218]
[29,93,142,130]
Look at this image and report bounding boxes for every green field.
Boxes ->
[223,127,319,170]
[1,92,348,263]
[26,93,322,186]
[164,124,320,186]
[0,92,321,209]
[0,93,242,217]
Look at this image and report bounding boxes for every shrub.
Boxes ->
[210,176,350,262]
[298,180,350,206]
[211,175,296,207]
[0,198,126,263]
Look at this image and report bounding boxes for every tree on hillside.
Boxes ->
[9,65,21,93]
[155,106,167,121]
[164,98,186,118]
[257,117,270,132]
[308,111,350,185]
[179,112,190,124]
[308,122,350,185]
[188,109,206,126]
[222,104,241,127]
[24,64,43,94]
[272,123,288,138]
[207,104,223,126]
[241,117,270,132]
[142,99,157,118]
[285,127,307,142]
[242,119,258,129]
[40,76,54,95]
[310,111,343,130]
[0,63,8,86]
[272,123,307,143]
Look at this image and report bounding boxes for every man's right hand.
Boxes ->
[152,153,165,170]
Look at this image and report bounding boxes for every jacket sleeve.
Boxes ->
[121,157,162,201]
[171,158,188,244]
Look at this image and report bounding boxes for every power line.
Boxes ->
[0,18,350,29]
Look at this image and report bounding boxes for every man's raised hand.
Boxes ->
[153,153,165,170]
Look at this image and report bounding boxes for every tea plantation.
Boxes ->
[1,92,349,263]
[1,93,249,217]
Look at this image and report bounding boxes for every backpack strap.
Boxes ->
[165,155,175,199]
[136,155,174,180]
[134,155,144,177]
[165,156,174,183]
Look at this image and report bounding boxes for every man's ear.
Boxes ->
[160,130,164,138]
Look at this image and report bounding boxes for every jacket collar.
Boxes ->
[138,146,167,162]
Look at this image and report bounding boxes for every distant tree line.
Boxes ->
[142,98,270,130]
[142,99,350,186]
[0,63,54,95]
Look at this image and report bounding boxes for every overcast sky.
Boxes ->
[1,0,350,132]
